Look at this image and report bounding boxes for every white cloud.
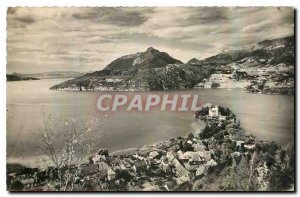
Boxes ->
[7,7,294,73]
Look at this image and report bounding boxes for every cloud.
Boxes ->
[14,16,36,24]
[7,7,294,74]
[72,7,153,26]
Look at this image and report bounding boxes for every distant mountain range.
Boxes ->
[50,36,294,91]
[8,71,84,81]
[187,36,294,67]
[6,74,40,81]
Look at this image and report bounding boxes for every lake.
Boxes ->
[7,79,295,167]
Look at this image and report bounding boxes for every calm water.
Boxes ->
[7,79,295,167]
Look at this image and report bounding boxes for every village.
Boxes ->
[8,104,286,191]
[194,63,294,95]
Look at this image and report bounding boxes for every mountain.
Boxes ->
[50,48,207,91]
[51,36,294,91]
[187,36,294,68]
[104,47,182,71]
[7,74,39,81]
[187,50,249,67]
[11,71,84,79]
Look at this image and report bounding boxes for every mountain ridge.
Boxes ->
[187,36,294,67]
[50,36,294,91]
[10,71,84,79]
[103,47,182,71]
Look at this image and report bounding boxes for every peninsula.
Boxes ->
[7,105,294,191]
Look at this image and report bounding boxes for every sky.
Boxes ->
[7,7,294,74]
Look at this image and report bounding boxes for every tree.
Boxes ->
[207,166,216,175]
[269,168,294,191]
[187,133,194,140]
[211,83,221,88]
[280,150,286,162]
[263,153,275,168]
[269,141,279,156]
[115,169,133,182]
[37,116,99,191]
[214,149,223,162]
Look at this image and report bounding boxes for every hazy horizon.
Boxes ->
[7,7,294,74]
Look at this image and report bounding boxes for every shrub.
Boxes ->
[37,116,99,191]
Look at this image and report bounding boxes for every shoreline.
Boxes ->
[6,118,206,169]
[51,87,294,95]
[7,105,295,191]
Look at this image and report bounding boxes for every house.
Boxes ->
[219,115,226,121]
[171,158,190,177]
[97,149,109,156]
[160,140,171,149]
[230,118,237,124]
[164,181,176,191]
[184,154,203,171]
[91,149,109,163]
[166,151,176,160]
[187,140,193,145]
[112,165,121,172]
[175,175,190,185]
[132,154,145,161]
[160,157,171,172]
[133,160,148,172]
[91,154,104,164]
[177,150,189,162]
[233,151,241,157]
[122,159,133,169]
[123,158,135,166]
[201,151,212,161]
[114,159,127,170]
[183,152,202,161]
[149,158,161,166]
[244,144,256,150]
[192,144,206,151]
[196,166,206,176]
[194,83,205,88]
[236,141,245,147]
[209,106,219,117]
[149,151,160,159]
[20,178,34,188]
[179,152,205,171]
[141,182,160,191]
[206,159,217,167]
[203,103,213,108]
[98,162,109,172]
[107,168,116,181]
